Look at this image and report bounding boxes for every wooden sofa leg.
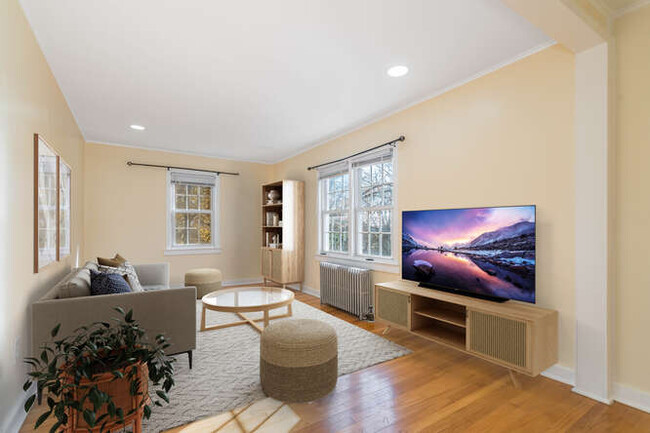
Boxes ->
[188,350,193,369]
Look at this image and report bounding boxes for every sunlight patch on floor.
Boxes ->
[174,398,300,433]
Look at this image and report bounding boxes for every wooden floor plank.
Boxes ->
[20,291,650,433]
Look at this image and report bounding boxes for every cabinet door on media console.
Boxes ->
[467,309,531,374]
[375,286,410,329]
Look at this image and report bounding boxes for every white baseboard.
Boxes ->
[541,364,650,413]
[222,277,264,287]
[542,364,575,386]
[285,283,320,298]
[572,386,614,405]
[613,383,650,414]
[3,384,34,433]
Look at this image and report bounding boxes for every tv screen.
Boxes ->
[402,205,536,303]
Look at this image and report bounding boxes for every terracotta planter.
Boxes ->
[61,361,149,433]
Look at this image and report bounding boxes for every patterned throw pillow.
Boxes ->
[90,270,132,296]
[98,263,144,292]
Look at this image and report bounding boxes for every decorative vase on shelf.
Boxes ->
[267,189,280,204]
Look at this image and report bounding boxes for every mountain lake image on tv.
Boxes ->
[402,205,536,303]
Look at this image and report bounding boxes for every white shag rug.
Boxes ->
[143,299,411,432]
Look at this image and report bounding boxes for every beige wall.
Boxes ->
[0,0,86,426]
[614,4,650,393]
[83,143,271,284]
[272,45,577,368]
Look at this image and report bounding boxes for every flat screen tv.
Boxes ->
[402,205,536,303]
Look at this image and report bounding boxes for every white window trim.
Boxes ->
[165,169,222,255]
[316,149,399,273]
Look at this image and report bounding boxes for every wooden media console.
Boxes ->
[375,280,558,378]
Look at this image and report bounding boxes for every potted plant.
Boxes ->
[23,307,175,433]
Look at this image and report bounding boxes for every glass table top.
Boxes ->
[202,287,294,309]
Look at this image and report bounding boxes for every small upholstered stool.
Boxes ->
[185,268,222,299]
[260,319,337,402]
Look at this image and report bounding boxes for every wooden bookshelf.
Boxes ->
[261,180,304,289]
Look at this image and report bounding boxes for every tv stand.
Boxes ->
[375,280,558,378]
[417,282,509,303]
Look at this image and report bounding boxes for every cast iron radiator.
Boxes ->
[319,262,373,320]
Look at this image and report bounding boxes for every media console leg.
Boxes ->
[508,370,521,389]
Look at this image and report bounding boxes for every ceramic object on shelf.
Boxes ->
[267,189,280,204]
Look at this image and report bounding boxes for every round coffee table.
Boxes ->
[200,286,294,333]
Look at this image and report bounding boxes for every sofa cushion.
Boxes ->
[98,263,143,292]
[90,270,132,295]
[97,253,128,268]
[57,268,92,299]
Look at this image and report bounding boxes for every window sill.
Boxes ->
[164,247,222,256]
[314,253,400,274]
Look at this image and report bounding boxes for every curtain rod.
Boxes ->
[307,135,405,171]
[126,161,239,176]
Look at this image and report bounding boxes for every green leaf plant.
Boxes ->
[23,307,175,432]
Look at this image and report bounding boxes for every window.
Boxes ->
[166,169,220,254]
[318,147,396,267]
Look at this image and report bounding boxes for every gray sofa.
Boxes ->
[32,262,197,368]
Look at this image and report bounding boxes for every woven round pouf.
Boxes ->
[185,268,222,299]
[260,319,338,402]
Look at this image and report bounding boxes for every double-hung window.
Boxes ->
[318,147,397,269]
[166,169,221,255]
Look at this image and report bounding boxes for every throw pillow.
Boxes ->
[97,253,128,268]
[98,263,144,292]
[90,270,132,296]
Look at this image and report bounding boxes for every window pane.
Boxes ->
[175,213,187,229]
[359,212,368,232]
[381,234,392,257]
[360,233,370,255]
[371,187,382,207]
[382,185,393,206]
[188,229,199,244]
[383,163,393,183]
[176,184,187,194]
[341,215,349,233]
[188,195,199,210]
[370,233,380,256]
[359,166,371,188]
[175,194,186,210]
[200,187,211,210]
[371,164,382,184]
[175,229,187,245]
[381,210,391,233]
[188,185,198,195]
[199,214,211,244]
[341,233,348,252]
[369,211,380,232]
[189,214,200,229]
[332,215,340,232]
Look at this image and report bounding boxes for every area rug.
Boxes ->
[142,299,411,433]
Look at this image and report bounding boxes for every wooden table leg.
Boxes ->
[200,304,207,331]
[508,369,521,389]
[263,310,270,328]
[287,303,293,317]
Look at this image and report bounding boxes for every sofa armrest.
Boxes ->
[133,263,170,287]
[32,286,197,357]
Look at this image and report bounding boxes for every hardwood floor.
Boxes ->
[21,291,650,432]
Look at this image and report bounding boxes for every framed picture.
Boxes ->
[34,134,71,272]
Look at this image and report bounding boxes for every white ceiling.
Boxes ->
[20,0,551,163]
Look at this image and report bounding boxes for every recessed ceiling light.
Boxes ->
[387,65,409,78]
[130,124,145,130]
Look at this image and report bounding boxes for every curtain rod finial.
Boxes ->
[398,135,405,141]
[126,161,133,166]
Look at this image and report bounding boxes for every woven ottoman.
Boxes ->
[260,319,338,402]
[185,268,222,299]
